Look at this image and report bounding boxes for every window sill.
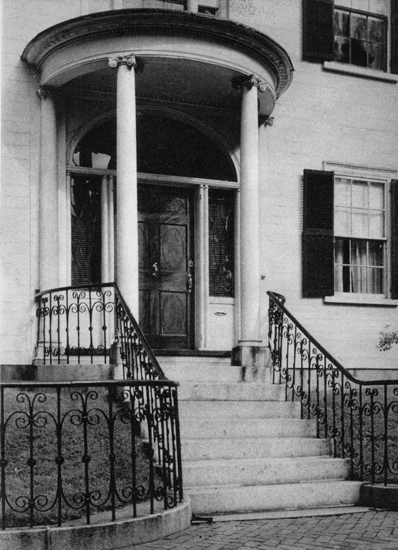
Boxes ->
[323,61,398,83]
[324,293,398,307]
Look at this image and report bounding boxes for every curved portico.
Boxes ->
[22,8,293,360]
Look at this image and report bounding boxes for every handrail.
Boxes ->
[267,290,398,486]
[35,283,166,380]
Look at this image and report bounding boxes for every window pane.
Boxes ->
[351,239,367,265]
[369,241,384,266]
[369,17,385,42]
[369,42,385,69]
[352,180,368,208]
[335,207,351,235]
[335,178,351,205]
[352,209,368,235]
[334,10,350,36]
[368,267,383,293]
[369,210,384,237]
[351,14,368,39]
[369,182,384,208]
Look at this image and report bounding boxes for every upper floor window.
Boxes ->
[334,1,387,70]
[303,0,398,74]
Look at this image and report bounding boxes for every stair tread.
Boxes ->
[186,480,361,492]
[183,456,344,467]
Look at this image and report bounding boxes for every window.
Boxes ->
[334,177,385,293]
[334,1,387,70]
[303,0,398,74]
[302,168,398,299]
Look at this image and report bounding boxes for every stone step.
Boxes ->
[186,480,363,515]
[160,362,266,383]
[183,456,349,488]
[178,382,284,402]
[182,437,331,461]
[179,417,316,439]
[179,399,301,418]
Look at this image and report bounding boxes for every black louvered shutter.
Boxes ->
[390,180,398,298]
[302,169,334,297]
[303,0,335,61]
[391,2,398,74]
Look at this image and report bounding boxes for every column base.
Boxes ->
[232,342,271,382]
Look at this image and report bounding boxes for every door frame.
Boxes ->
[66,169,240,350]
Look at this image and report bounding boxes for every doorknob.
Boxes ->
[187,259,194,293]
[152,262,158,278]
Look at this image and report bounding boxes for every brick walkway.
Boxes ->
[130,510,398,550]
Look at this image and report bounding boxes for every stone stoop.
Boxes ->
[158,356,363,516]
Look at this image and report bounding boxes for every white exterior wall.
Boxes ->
[1,0,398,371]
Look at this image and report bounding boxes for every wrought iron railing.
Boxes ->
[0,379,183,529]
[35,283,165,380]
[267,291,398,486]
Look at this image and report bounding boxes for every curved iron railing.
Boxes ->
[267,291,398,486]
[0,379,183,529]
[35,283,166,380]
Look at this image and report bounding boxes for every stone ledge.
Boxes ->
[0,498,191,550]
[360,484,398,510]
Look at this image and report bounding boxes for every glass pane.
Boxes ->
[335,36,350,63]
[369,0,387,15]
[335,207,351,235]
[368,267,383,293]
[369,241,384,266]
[351,239,367,265]
[369,182,384,209]
[368,17,385,42]
[352,180,368,208]
[334,10,350,36]
[369,210,384,237]
[352,209,368,235]
[351,265,366,292]
[369,42,385,70]
[335,178,351,206]
[351,14,368,39]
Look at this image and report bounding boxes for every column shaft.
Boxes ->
[239,83,260,344]
[116,62,139,317]
[39,89,58,291]
[101,176,110,282]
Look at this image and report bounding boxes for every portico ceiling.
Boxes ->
[64,57,243,113]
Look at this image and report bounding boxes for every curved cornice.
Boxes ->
[21,9,294,97]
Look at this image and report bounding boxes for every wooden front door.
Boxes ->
[138,186,194,349]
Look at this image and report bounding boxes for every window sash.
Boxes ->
[334,4,388,70]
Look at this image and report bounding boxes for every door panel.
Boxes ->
[138,186,193,349]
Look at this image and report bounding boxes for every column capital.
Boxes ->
[232,74,268,93]
[259,115,274,128]
[37,85,57,100]
[108,54,144,73]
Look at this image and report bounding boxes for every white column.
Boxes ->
[101,176,110,283]
[109,54,139,317]
[239,76,262,345]
[38,86,59,291]
[108,175,115,282]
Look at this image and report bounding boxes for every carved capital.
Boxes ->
[259,115,274,128]
[108,54,144,73]
[37,85,56,100]
[232,75,268,93]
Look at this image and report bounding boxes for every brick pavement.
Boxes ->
[130,511,398,550]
